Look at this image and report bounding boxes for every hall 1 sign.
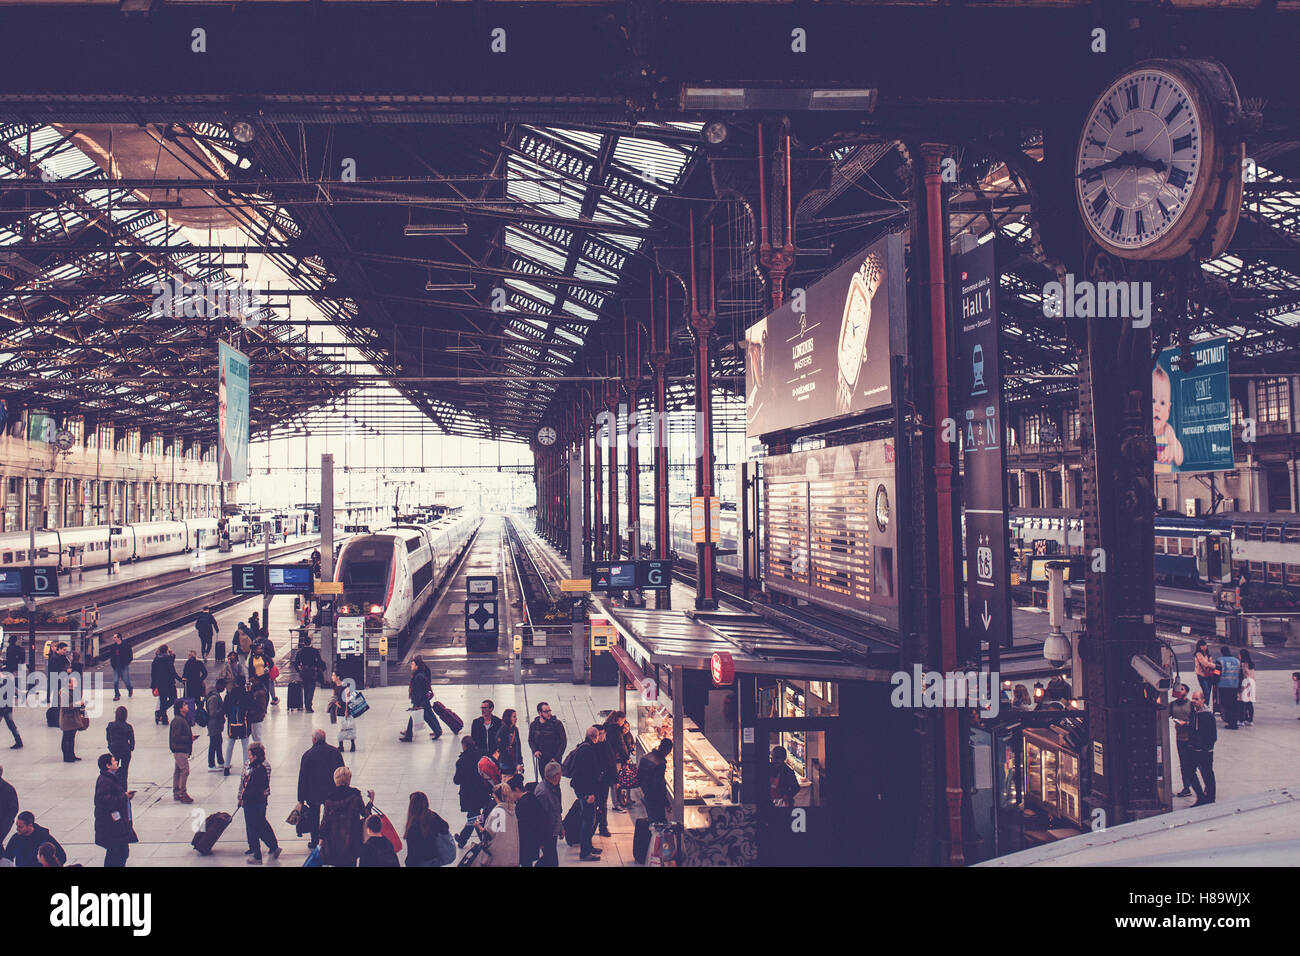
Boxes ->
[953,240,1012,650]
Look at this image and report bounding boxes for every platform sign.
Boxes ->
[559,578,591,593]
[1153,337,1233,474]
[590,562,636,592]
[314,581,343,595]
[466,575,498,597]
[266,565,313,595]
[690,496,721,544]
[231,564,266,595]
[954,241,1012,650]
[22,566,58,598]
[217,341,250,483]
[636,559,673,591]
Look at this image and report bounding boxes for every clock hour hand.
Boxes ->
[1077,150,1168,179]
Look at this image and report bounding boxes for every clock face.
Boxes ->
[1076,67,1205,253]
[875,484,890,534]
[537,426,557,447]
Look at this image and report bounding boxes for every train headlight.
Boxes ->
[368,604,383,615]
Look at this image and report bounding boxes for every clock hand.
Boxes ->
[1077,150,1167,179]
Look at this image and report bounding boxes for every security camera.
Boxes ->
[1043,630,1071,668]
[1130,654,1170,691]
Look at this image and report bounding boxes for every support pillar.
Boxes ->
[593,403,604,561]
[690,211,718,611]
[652,275,672,610]
[607,358,621,563]
[581,395,592,572]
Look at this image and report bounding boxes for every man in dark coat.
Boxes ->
[293,638,325,712]
[470,699,502,754]
[566,726,605,861]
[105,633,133,701]
[359,815,399,867]
[93,754,135,867]
[182,651,207,701]
[297,729,345,849]
[511,775,545,867]
[0,765,18,843]
[1188,690,1218,806]
[452,737,493,847]
[169,701,198,803]
[633,738,672,865]
[4,811,65,867]
[400,660,440,741]
[528,701,567,775]
[150,645,182,725]
[194,607,219,661]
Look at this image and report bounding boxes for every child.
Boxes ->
[1238,673,1256,726]
[1152,366,1184,472]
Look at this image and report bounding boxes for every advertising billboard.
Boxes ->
[218,341,250,482]
[27,412,55,444]
[744,232,906,438]
[1152,337,1233,474]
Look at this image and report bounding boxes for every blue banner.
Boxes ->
[1153,337,1233,474]
[218,341,250,482]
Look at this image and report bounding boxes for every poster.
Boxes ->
[745,232,905,438]
[27,411,55,444]
[218,341,250,482]
[1152,337,1233,474]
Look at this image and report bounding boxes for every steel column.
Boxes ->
[690,212,718,611]
[652,276,672,610]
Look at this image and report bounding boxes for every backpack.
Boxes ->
[193,702,209,729]
[561,745,580,779]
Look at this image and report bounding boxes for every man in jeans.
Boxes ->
[567,726,604,861]
[169,700,199,803]
[1169,684,1197,798]
[1215,645,1242,730]
[534,761,564,867]
[1188,690,1217,806]
[105,634,133,701]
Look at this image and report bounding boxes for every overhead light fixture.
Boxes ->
[681,86,877,112]
[405,223,469,237]
[230,120,256,145]
[116,198,184,210]
[426,281,476,292]
[702,120,729,146]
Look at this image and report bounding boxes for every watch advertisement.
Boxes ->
[1152,337,1233,474]
[745,232,905,438]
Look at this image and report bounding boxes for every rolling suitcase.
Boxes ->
[633,818,652,865]
[46,706,59,728]
[191,811,233,856]
[287,681,304,712]
[431,701,463,733]
[214,640,226,663]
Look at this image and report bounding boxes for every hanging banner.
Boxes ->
[217,341,250,483]
[1152,337,1233,474]
[744,232,906,438]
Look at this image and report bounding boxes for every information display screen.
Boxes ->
[0,570,22,597]
[762,439,898,630]
[267,565,313,595]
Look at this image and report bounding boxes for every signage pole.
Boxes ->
[321,454,335,680]
[569,454,586,684]
[26,520,36,671]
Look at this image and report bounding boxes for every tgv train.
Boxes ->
[333,509,479,644]
[622,502,743,575]
[0,517,248,572]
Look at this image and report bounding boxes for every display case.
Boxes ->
[780,683,808,778]
[1022,727,1083,827]
[634,701,735,828]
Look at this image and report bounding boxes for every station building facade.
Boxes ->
[0,410,223,532]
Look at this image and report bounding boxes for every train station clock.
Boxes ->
[1075,60,1244,261]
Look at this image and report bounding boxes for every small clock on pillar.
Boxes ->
[1075,59,1244,261]
[536,426,557,447]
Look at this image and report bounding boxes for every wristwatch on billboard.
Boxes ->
[836,254,884,415]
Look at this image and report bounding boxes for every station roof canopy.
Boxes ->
[0,1,1296,444]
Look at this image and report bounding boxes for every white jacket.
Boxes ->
[1239,676,1256,703]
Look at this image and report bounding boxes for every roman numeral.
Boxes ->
[1111,208,1124,236]
[1149,83,1160,110]
[1102,103,1119,126]
[1168,166,1189,190]
[1157,198,1171,219]
[1087,136,1107,150]
[1164,101,1184,125]
[1136,210,1146,234]
[1091,191,1109,219]
[1125,85,1139,111]
[1172,134,1195,153]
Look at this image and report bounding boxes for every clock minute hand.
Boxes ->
[1076,150,1164,179]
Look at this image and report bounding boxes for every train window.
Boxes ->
[1288,566,1300,587]
[406,538,421,554]
[1267,563,1284,586]
[1181,538,1194,556]
[1249,561,1266,577]
[1154,537,1165,554]
[1265,524,1283,542]
[1,553,10,564]
[14,551,24,561]
[1287,525,1300,544]
[37,548,48,558]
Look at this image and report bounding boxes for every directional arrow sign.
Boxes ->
[981,600,992,631]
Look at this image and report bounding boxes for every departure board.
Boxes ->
[762,439,898,630]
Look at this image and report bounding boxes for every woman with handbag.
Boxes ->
[494,709,524,776]
[338,681,360,753]
[1194,640,1217,710]
[403,791,454,867]
[59,675,88,763]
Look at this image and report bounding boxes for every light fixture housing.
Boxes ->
[702,120,729,145]
[230,120,256,145]
[405,223,469,237]
[681,86,877,112]
[426,281,476,292]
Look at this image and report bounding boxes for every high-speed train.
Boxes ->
[0,516,249,572]
[333,509,479,645]
[609,502,742,575]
